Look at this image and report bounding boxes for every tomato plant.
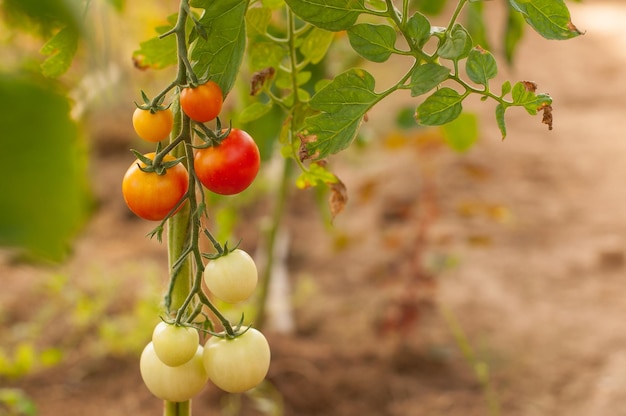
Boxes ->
[152,322,199,367]
[121,153,188,221]
[202,328,271,394]
[140,342,208,402]
[132,108,174,143]
[180,81,223,123]
[194,129,261,195]
[204,249,258,304]
[120,0,580,414]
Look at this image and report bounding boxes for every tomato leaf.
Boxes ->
[347,24,397,63]
[466,2,491,52]
[190,0,247,96]
[509,0,582,40]
[511,81,552,115]
[495,104,507,139]
[0,74,91,261]
[416,87,463,126]
[300,27,335,65]
[238,101,274,123]
[441,112,479,153]
[132,16,179,70]
[284,0,365,31]
[295,162,337,189]
[304,69,381,159]
[437,24,472,60]
[465,46,497,86]
[408,63,450,97]
[504,4,525,64]
[406,12,431,47]
[40,26,78,78]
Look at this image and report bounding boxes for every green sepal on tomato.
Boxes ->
[121,153,188,221]
[194,129,260,195]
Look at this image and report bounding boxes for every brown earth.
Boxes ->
[2,1,626,415]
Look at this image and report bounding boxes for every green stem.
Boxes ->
[439,302,501,416]
[166,101,192,314]
[164,400,191,416]
[447,0,468,31]
[255,156,293,329]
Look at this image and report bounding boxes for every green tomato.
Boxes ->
[152,322,200,367]
[202,328,271,393]
[203,249,258,303]
[140,342,208,402]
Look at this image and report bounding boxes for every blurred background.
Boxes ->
[1,1,625,415]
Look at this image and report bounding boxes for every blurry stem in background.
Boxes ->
[256,156,294,329]
[439,302,501,416]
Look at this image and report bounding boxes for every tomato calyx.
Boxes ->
[130,149,186,176]
[135,90,171,113]
[201,236,241,261]
[193,118,232,149]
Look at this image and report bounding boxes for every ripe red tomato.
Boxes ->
[122,153,188,221]
[180,81,223,123]
[194,129,260,195]
[132,108,174,142]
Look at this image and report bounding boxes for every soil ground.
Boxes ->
[2,1,626,415]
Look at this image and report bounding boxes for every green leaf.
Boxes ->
[300,27,335,65]
[406,12,431,47]
[501,80,512,97]
[40,26,78,78]
[238,101,274,123]
[304,69,381,159]
[416,87,463,126]
[190,0,248,95]
[496,104,507,139]
[441,112,479,152]
[132,16,179,70]
[408,63,450,97]
[247,7,272,36]
[347,24,397,63]
[504,4,525,63]
[248,41,284,71]
[511,81,552,114]
[296,163,338,189]
[284,0,365,31]
[437,24,472,60]
[509,0,582,40]
[465,46,497,86]
[0,74,91,261]
[466,1,491,51]
[411,0,449,16]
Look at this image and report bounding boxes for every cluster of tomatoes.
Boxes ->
[122,80,261,221]
[140,248,270,400]
[122,81,270,399]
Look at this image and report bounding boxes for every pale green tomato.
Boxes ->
[140,342,208,402]
[203,249,258,303]
[202,328,271,393]
[152,322,200,367]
